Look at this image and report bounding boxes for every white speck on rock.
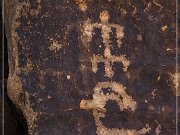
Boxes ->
[67,75,71,80]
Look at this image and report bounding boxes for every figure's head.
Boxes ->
[99,10,109,23]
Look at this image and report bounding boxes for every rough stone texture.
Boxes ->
[1,2,25,134]
[5,0,179,135]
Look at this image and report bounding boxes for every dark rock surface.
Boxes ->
[1,8,25,135]
[5,0,179,135]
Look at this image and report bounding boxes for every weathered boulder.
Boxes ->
[5,0,178,135]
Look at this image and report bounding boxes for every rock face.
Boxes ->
[5,0,178,135]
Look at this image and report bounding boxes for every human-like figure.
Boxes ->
[80,10,151,135]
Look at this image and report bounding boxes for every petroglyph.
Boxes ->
[80,10,150,135]
[5,0,176,134]
[94,110,151,135]
[80,82,137,112]
[82,11,124,47]
[48,39,63,53]
[80,82,151,134]
[82,10,129,78]
[81,85,150,135]
[91,54,130,78]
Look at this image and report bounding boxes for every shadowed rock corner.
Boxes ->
[1,2,26,133]
[4,0,178,135]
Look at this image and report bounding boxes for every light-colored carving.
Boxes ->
[80,82,137,112]
[81,84,150,135]
[48,39,63,52]
[91,53,130,78]
[80,82,151,135]
[81,19,94,46]
[80,10,150,134]
[82,10,129,78]
[93,110,151,135]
